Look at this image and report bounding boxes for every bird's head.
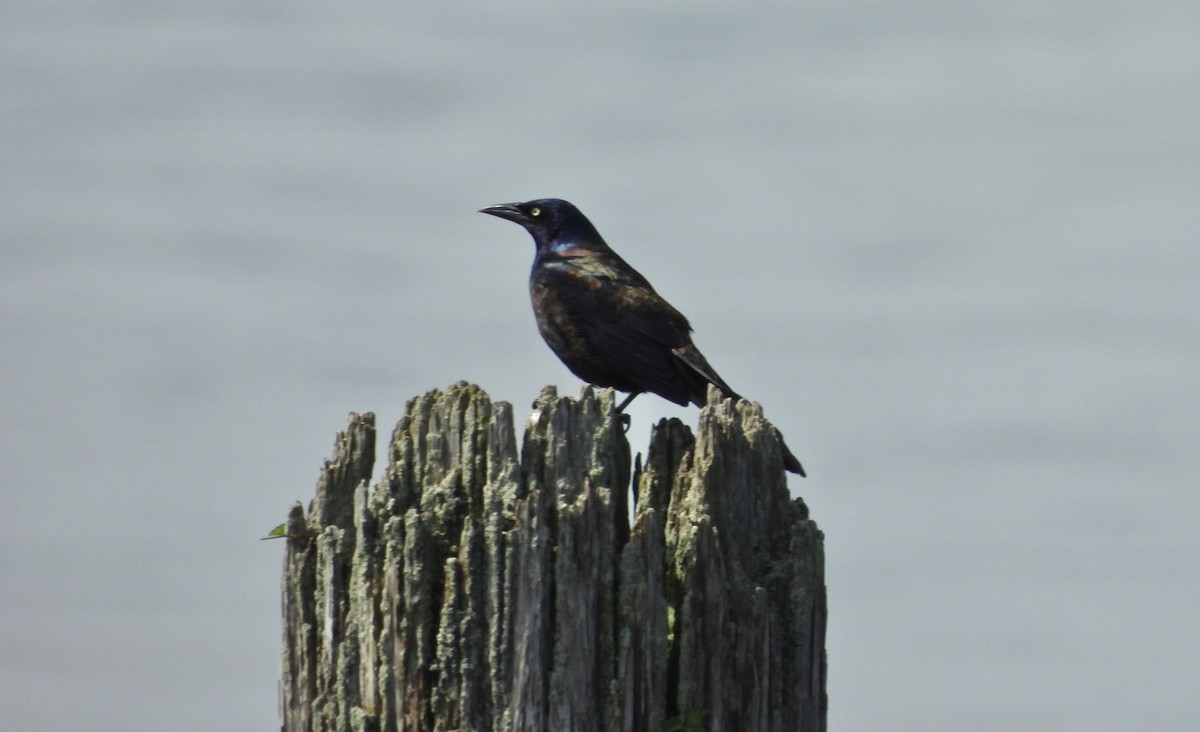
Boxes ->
[479,198,604,253]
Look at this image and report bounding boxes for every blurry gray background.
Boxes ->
[3,1,1197,730]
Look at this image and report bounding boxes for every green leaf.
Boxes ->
[261,523,288,540]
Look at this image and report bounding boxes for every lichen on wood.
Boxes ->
[281,381,826,732]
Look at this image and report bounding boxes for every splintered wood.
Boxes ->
[281,382,825,732]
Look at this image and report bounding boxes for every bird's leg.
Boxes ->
[614,391,640,432]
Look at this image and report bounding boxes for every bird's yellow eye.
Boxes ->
[530,207,541,217]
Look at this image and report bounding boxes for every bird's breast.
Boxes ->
[529,275,579,355]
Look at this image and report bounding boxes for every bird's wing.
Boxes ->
[600,284,694,383]
[543,261,731,406]
[670,343,742,402]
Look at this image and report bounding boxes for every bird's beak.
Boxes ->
[478,203,528,225]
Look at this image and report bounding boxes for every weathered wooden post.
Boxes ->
[281,382,826,732]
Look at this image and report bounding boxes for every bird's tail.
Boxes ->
[776,428,807,476]
[689,375,807,477]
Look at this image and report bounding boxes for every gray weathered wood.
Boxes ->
[281,381,825,732]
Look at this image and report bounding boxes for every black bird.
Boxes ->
[480,198,805,476]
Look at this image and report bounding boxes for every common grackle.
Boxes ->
[480,198,806,476]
